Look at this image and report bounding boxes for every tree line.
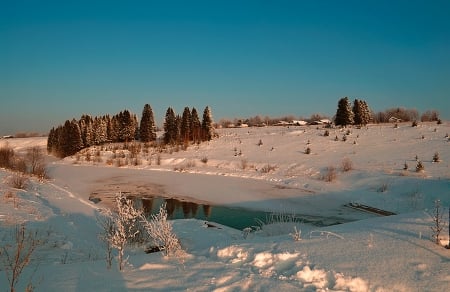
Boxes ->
[47,105,214,158]
[334,97,440,127]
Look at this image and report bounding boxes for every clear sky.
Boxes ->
[1,0,449,135]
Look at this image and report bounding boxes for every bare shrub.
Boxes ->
[305,147,311,154]
[174,160,196,172]
[260,164,277,173]
[200,156,208,164]
[321,166,337,182]
[0,224,46,292]
[96,210,115,269]
[240,158,248,170]
[13,158,27,174]
[0,144,15,169]
[156,154,162,166]
[377,182,388,193]
[25,147,45,175]
[186,160,196,168]
[9,173,28,190]
[430,199,445,245]
[341,158,353,172]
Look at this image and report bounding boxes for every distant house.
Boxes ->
[2,135,14,139]
[389,116,402,123]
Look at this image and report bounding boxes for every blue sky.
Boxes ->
[1,0,449,134]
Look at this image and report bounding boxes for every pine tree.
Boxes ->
[139,104,156,143]
[163,107,177,145]
[335,97,354,127]
[201,106,214,141]
[180,107,191,144]
[190,107,201,144]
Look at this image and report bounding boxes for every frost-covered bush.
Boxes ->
[254,212,301,237]
[141,203,182,257]
[100,194,143,270]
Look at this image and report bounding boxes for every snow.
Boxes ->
[1,122,449,291]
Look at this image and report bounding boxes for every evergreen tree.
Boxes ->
[60,119,83,157]
[109,115,119,143]
[140,104,157,142]
[47,127,56,154]
[163,107,177,144]
[360,100,372,125]
[175,114,182,144]
[92,116,107,145]
[180,107,191,143]
[118,110,136,142]
[201,106,214,141]
[190,108,201,144]
[79,115,93,147]
[335,97,354,127]
[353,99,363,126]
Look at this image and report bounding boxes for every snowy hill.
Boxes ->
[1,122,449,291]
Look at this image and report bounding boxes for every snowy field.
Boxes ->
[1,122,449,291]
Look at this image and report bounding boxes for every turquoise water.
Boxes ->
[137,197,348,230]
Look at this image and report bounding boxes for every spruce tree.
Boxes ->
[201,106,214,141]
[175,114,182,144]
[163,107,177,145]
[139,104,157,143]
[92,116,107,145]
[181,107,191,144]
[335,97,354,127]
[360,100,372,125]
[118,110,135,142]
[190,107,201,144]
[353,99,363,126]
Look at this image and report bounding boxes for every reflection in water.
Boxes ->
[128,196,350,231]
[138,197,212,220]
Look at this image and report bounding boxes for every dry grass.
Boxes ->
[321,166,337,182]
[260,164,277,173]
[341,158,353,172]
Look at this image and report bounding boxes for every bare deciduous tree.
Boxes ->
[431,199,445,245]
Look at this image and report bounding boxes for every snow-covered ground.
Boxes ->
[1,122,449,291]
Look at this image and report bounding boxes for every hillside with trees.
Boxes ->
[47,105,214,158]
